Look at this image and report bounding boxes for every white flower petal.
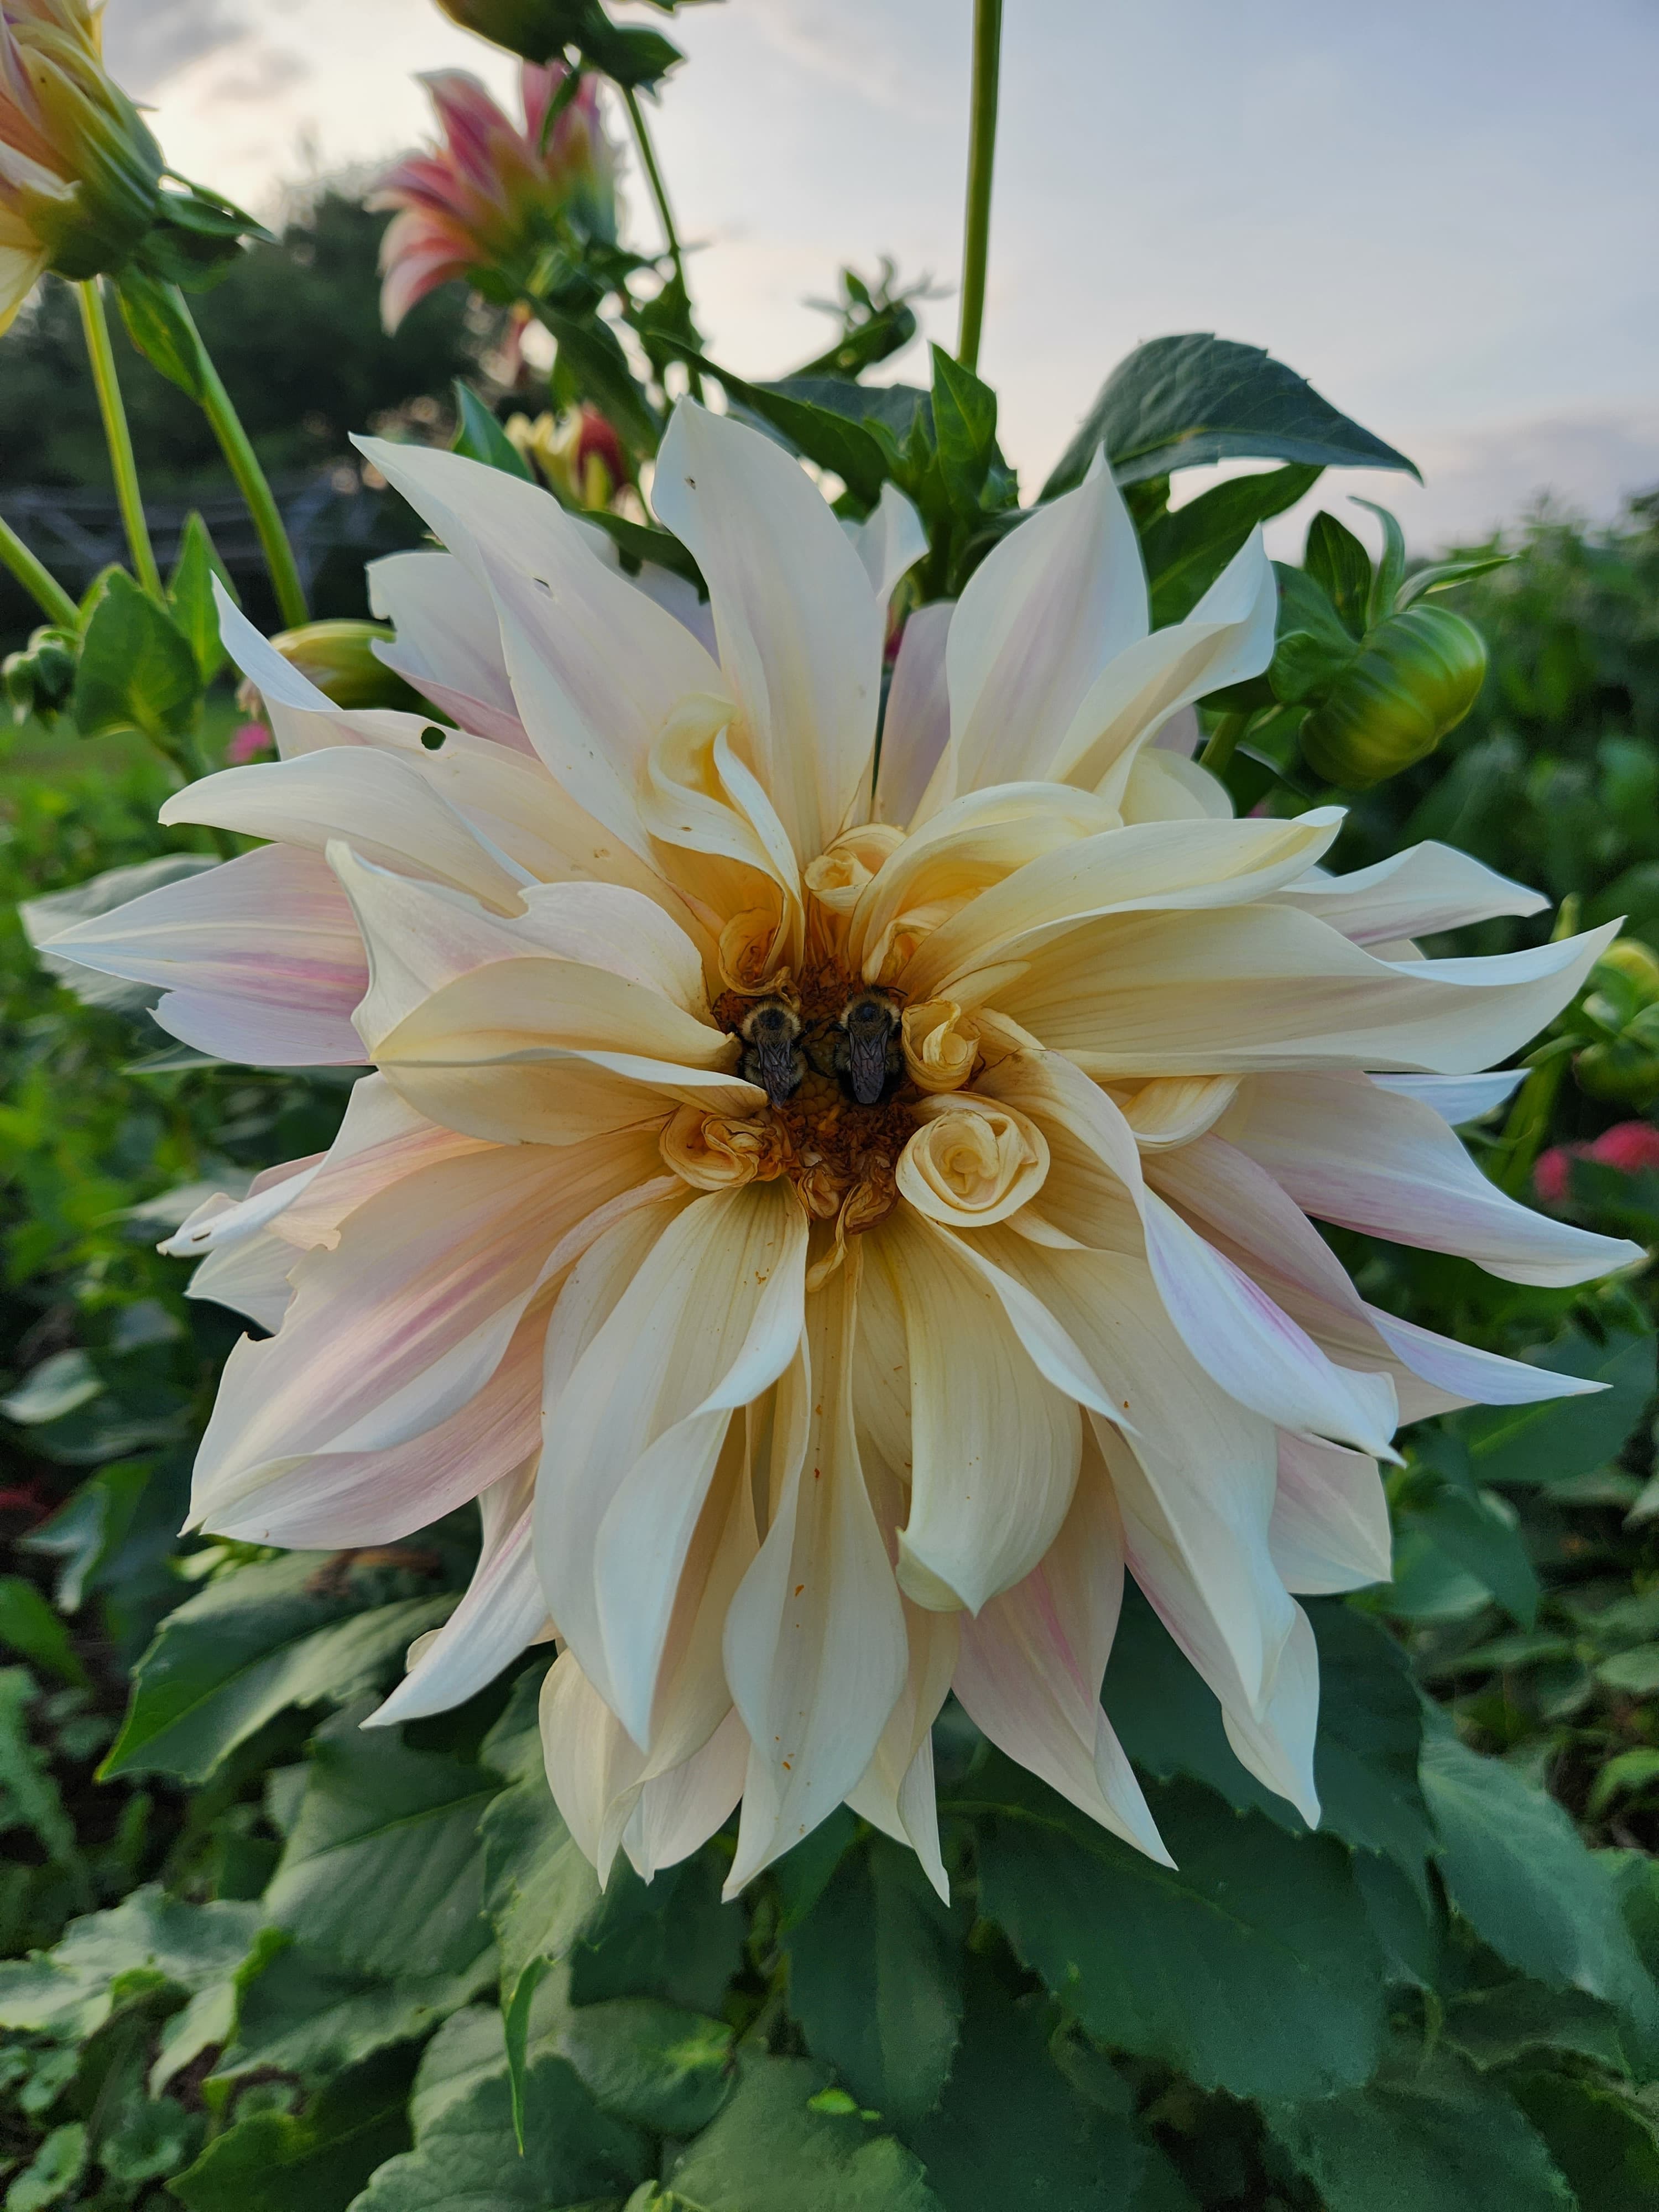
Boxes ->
[844,480,927,604]
[367,548,531,749]
[1270,1433,1392,1596]
[1277,843,1548,946]
[874,603,953,830]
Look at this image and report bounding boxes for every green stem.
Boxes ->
[0,510,78,628]
[956,0,1004,372]
[1490,1046,1572,1198]
[621,82,702,401]
[77,279,162,600]
[170,288,309,628]
[1198,711,1249,778]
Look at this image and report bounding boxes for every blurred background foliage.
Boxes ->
[4,225,1659,2208]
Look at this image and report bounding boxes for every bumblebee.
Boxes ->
[830,989,905,1106]
[739,997,806,1107]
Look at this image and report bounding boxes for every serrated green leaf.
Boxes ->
[264,1704,495,1985]
[929,346,1003,517]
[349,2050,650,2211]
[1421,1730,1659,2053]
[1267,2051,1573,2212]
[967,1759,1387,2100]
[1043,333,1418,498]
[1141,463,1321,626]
[905,1964,1143,2209]
[568,1853,746,2015]
[783,1834,962,2122]
[760,376,928,447]
[71,569,201,743]
[664,2050,940,2211]
[450,382,533,479]
[0,1887,258,2043]
[1400,1485,1540,1628]
[173,2046,415,2212]
[557,1996,733,2135]
[219,1937,488,2085]
[102,1553,455,1783]
[1446,1977,1631,2075]
[1507,2072,1659,2212]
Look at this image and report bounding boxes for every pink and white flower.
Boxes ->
[46,407,1641,1895]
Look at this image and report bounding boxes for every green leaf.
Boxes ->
[664,2050,940,2212]
[0,1350,103,1427]
[905,1965,1144,2209]
[1452,1327,1655,1489]
[2,2121,87,2211]
[782,1834,962,2122]
[760,376,929,447]
[1351,497,1407,625]
[968,1759,1387,2100]
[0,1577,87,1686]
[1507,2073,1659,2212]
[0,1668,81,1877]
[113,268,206,398]
[568,1853,747,2015]
[577,507,706,591]
[1103,1589,1435,1882]
[70,568,201,743]
[172,2049,414,2211]
[349,2049,650,2211]
[686,364,894,508]
[449,382,533,480]
[1401,1485,1540,1628]
[1395,551,1513,610]
[1267,2051,1573,2212]
[1420,1730,1659,2048]
[1446,1978,1631,2075]
[1141,463,1322,626]
[218,1937,487,2084]
[263,1704,495,1986]
[556,1996,734,2135]
[168,512,237,684]
[0,1887,259,2043]
[1042,333,1419,498]
[101,1553,455,1783]
[538,309,661,453]
[1303,510,1374,638]
[929,345,1005,517]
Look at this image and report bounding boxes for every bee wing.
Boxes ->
[846,1025,891,1106]
[756,1039,804,1106]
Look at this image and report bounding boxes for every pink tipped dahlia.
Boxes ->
[369,61,617,332]
[47,407,1641,1895]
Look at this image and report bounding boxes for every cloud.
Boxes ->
[102,0,250,98]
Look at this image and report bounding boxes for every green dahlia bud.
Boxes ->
[1592,939,1659,1004]
[1298,602,1488,789]
[3,621,76,721]
[1574,1034,1659,1109]
[258,621,421,712]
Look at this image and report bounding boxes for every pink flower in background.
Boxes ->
[225,721,273,765]
[1536,1120,1659,1207]
[369,63,617,332]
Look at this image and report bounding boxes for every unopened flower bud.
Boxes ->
[3,621,76,721]
[242,621,422,713]
[1593,939,1659,1004]
[1298,603,1487,789]
[1573,1038,1659,1110]
[0,2,163,327]
[507,404,630,508]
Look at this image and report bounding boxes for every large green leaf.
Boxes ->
[264,1704,495,1985]
[1451,1327,1655,1490]
[1042,333,1418,498]
[1507,2072,1659,2212]
[1267,2051,1573,2212]
[71,568,201,743]
[101,1553,455,1783]
[664,2051,940,2212]
[1446,1978,1631,2076]
[904,1965,1144,2210]
[759,375,929,446]
[171,2046,415,2212]
[1142,462,1322,625]
[218,1937,489,2084]
[1400,1485,1540,1628]
[682,359,895,507]
[783,1834,962,2122]
[1420,1730,1659,2053]
[967,1760,1387,2100]
[555,1996,734,2136]
[0,1887,259,2042]
[1103,1589,1434,1882]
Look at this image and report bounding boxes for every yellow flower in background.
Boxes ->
[46,405,1640,1896]
[0,0,162,330]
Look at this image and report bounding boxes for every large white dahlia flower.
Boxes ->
[47,403,1640,1897]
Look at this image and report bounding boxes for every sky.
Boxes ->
[110,0,1659,552]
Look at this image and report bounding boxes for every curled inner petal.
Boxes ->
[898,1099,1050,1227]
[662,1105,786,1191]
[902,998,982,1093]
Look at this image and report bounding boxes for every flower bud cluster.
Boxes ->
[1574,940,1659,1108]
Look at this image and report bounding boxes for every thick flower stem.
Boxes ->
[171,290,310,629]
[1490,1042,1573,1198]
[77,279,163,601]
[1198,711,1250,777]
[0,511,79,628]
[956,0,1004,373]
[622,82,702,401]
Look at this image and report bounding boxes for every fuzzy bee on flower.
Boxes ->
[46,403,1641,1897]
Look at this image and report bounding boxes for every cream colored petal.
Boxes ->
[1276,843,1547,945]
[536,1181,807,1735]
[1052,528,1277,797]
[43,843,368,1069]
[186,1232,299,1335]
[617,1709,749,1883]
[159,748,526,915]
[722,1254,909,1892]
[946,456,1148,795]
[898,1096,1050,1229]
[899,808,1343,1003]
[844,1599,958,1901]
[874,602,953,830]
[1117,747,1232,824]
[367,547,531,749]
[844,480,927,604]
[269,1076,489,1253]
[952,1441,1170,1864]
[159,1156,322,1262]
[1219,1601,1321,1828]
[1229,1072,1642,1284]
[989,906,1621,1076]
[878,1209,1082,1614]
[654,401,882,863]
[1270,1432,1392,1597]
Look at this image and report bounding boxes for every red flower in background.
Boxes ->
[1535,1120,1659,1207]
